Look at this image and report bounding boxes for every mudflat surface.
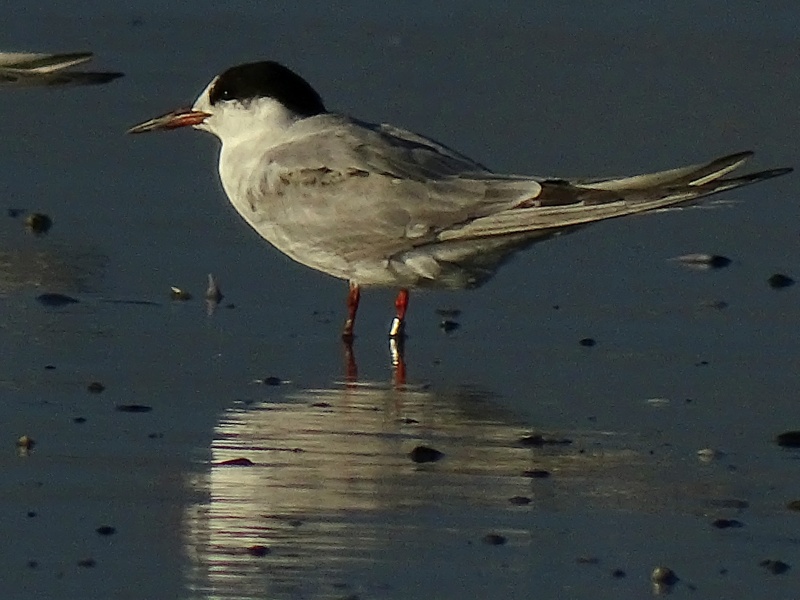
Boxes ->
[1,2,799,598]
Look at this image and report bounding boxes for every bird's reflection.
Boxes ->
[181,380,743,599]
[184,384,531,599]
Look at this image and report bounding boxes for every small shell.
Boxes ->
[170,286,192,301]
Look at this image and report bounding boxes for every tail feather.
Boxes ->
[579,151,753,190]
[438,153,791,242]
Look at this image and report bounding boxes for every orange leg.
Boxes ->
[389,288,409,338]
[342,281,360,341]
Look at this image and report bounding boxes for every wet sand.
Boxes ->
[1,2,798,598]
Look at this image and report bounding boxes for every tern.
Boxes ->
[0,51,122,86]
[128,60,791,340]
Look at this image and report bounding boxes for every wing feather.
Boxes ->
[252,115,543,259]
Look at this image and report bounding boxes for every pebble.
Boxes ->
[786,500,800,511]
[217,457,254,466]
[508,496,532,506]
[578,337,596,347]
[482,533,507,546]
[16,434,35,448]
[775,431,800,447]
[711,518,744,529]
[650,566,678,585]
[247,545,270,557]
[409,446,444,463]
[25,212,52,234]
[77,558,96,568]
[768,273,794,289]
[672,253,731,269]
[16,435,35,454]
[522,469,551,479]
[96,525,116,536]
[645,397,670,406]
[36,293,79,307]
[439,319,460,333]
[759,559,790,575]
[115,404,152,413]
[87,381,105,394]
[170,286,192,301]
[697,448,726,462]
[519,433,572,447]
[701,299,729,310]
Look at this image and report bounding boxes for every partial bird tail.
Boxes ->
[439,152,792,240]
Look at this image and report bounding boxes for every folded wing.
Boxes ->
[438,152,791,241]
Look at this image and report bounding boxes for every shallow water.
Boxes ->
[1,2,799,598]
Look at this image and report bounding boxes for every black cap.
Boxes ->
[208,61,325,117]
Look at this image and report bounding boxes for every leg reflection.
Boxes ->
[390,337,406,387]
[343,338,358,383]
[340,338,407,387]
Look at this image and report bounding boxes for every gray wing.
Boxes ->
[253,118,790,287]
[255,115,544,260]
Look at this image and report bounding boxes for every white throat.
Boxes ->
[195,95,301,148]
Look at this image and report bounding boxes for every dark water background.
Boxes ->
[1,2,799,598]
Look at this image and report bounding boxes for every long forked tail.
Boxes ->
[439,152,792,241]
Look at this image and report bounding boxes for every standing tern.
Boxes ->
[0,51,122,86]
[128,60,791,340]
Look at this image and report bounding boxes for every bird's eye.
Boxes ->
[208,81,234,106]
